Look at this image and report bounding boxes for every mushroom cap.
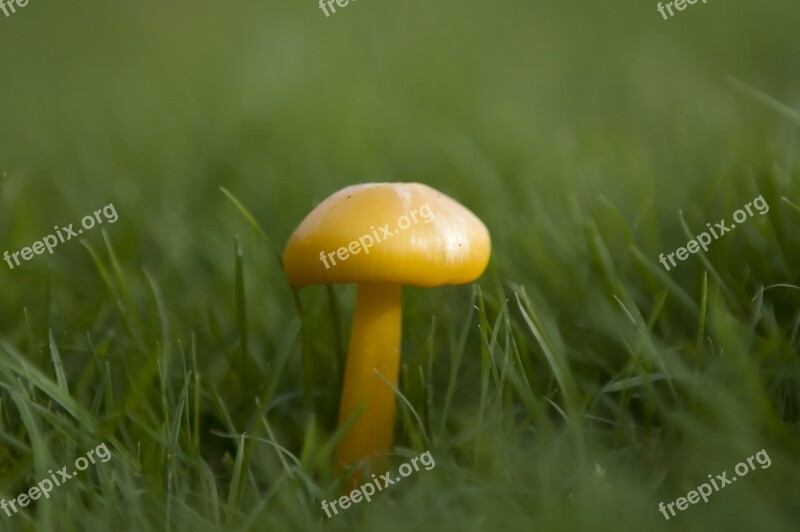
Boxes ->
[283,182,491,288]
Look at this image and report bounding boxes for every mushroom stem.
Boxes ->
[335,282,402,485]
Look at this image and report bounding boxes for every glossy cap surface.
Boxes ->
[283,182,491,287]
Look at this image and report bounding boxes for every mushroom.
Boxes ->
[283,182,491,484]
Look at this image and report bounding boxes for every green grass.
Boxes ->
[1,0,800,530]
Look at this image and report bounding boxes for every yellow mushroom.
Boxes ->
[283,182,491,486]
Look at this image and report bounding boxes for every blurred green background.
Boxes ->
[1,0,799,530]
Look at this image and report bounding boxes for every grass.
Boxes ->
[1,0,800,530]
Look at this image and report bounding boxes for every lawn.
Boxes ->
[0,0,799,530]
